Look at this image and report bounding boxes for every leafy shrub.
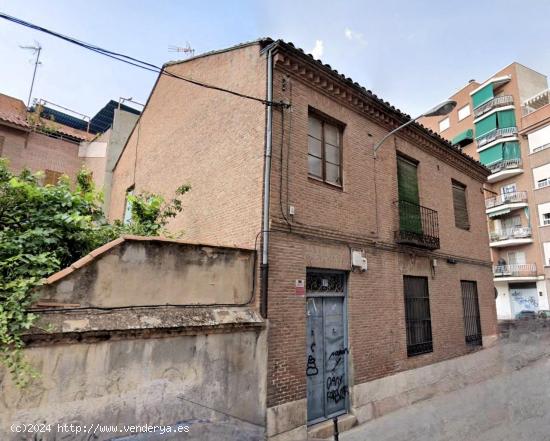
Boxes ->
[0,159,190,386]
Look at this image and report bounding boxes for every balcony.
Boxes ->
[474,95,514,119]
[485,191,528,216]
[395,200,440,250]
[489,226,533,248]
[476,127,518,150]
[522,88,550,116]
[487,158,523,183]
[493,263,538,281]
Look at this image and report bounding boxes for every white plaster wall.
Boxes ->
[537,279,549,310]
[495,281,513,320]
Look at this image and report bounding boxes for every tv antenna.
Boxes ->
[20,41,42,108]
[168,42,195,58]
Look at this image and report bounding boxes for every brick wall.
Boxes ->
[265,64,497,409]
[0,126,82,180]
[109,43,267,250]
[108,42,499,419]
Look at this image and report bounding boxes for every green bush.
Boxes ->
[0,159,190,386]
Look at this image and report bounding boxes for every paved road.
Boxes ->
[341,322,550,441]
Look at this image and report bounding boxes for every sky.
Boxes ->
[1,0,550,118]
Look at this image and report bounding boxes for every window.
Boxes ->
[403,276,433,356]
[439,117,450,133]
[543,242,550,266]
[527,124,550,154]
[458,105,471,121]
[461,281,482,346]
[533,163,550,189]
[44,170,62,186]
[452,180,470,230]
[508,251,526,265]
[397,155,422,234]
[0,135,4,157]
[307,112,343,186]
[123,186,135,225]
[538,202,550,226]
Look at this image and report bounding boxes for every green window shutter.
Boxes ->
[397,156,419,204]
[475,113,497,137]
[503,141,520,160]
[397,156,422,234]
[452,181,470,230]
[496,109,516,128]
[479,143,504,165]
[472,84,494,108]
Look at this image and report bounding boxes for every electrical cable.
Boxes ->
[0,12,288,108]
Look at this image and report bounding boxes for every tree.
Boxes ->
[0,159,190,386]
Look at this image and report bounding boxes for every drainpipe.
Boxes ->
[260,44,275,319]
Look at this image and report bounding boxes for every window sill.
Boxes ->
[308,176,344,192]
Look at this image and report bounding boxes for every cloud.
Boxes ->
[344,28,368,46]
[310,40,324,59]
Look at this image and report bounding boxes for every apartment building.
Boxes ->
[420,63,550,320]
[110,39,497,439]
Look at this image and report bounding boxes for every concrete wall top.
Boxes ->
[38,236,256,308]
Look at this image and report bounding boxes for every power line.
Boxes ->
[0,12,286,108]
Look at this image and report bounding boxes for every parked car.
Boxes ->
[515,310,536,320]
[538,310,550,319]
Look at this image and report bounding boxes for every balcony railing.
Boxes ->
[477,127,518,148]
[489,226,532,242]
[485,191,528,209]
[522,88,550,116]
[487,158,522,175]
[474,95,514,119]
[395,200,440,250]
[493,263,537,278]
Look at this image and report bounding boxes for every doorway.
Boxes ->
[306,271,348,424]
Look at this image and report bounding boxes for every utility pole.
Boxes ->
[20,42,42,108]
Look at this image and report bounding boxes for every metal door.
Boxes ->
[306,271,348,424]
[510,282,538,316]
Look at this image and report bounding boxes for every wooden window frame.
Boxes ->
[452,179,470,231]
[307,109,344,188]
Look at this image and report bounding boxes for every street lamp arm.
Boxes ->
[372,99,456,158]
[373,116,419,158]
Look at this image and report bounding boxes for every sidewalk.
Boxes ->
[339,324,550,441]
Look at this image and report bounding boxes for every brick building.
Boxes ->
[0,93,139,196]
[420,63,550,320]
[110,39,498,439]
[0,93,91,182]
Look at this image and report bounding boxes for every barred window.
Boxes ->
[403,276,433,356]
[461,281,482,346]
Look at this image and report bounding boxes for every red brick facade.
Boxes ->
[109,40,498,437]
[0,125,83,180]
